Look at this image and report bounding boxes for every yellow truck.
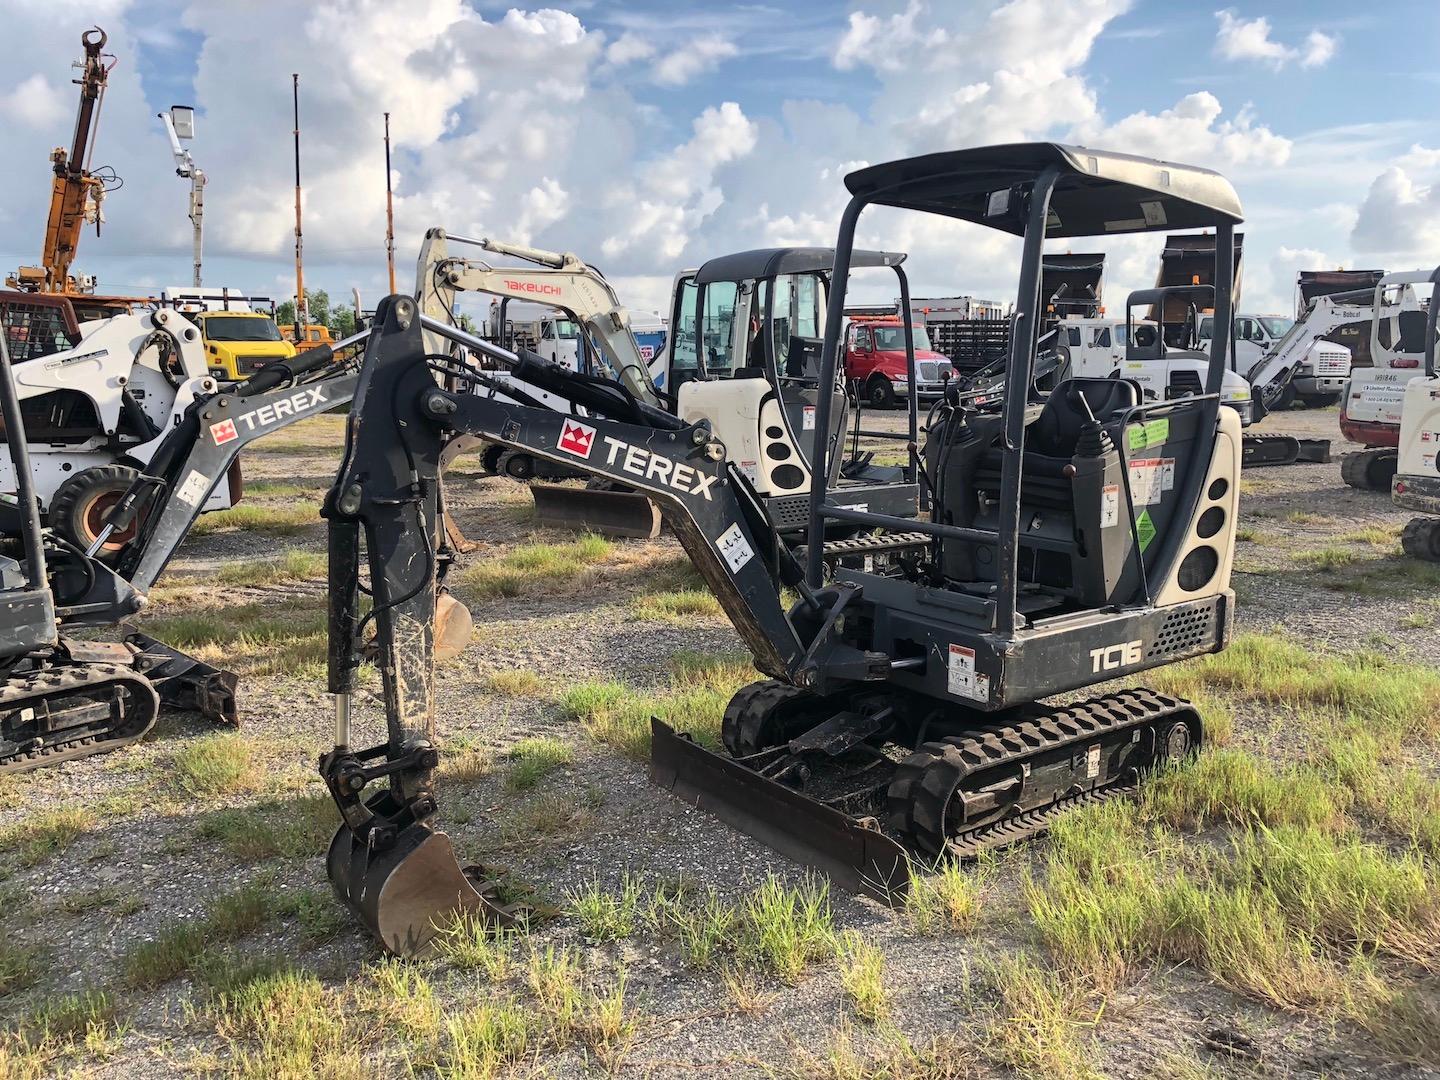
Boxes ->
[192,309,296,381]
[279,322,335,353]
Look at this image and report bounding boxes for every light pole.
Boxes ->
[160,105,205,287]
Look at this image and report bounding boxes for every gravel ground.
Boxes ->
[2,403,1437,1079]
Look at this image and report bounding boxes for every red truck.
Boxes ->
[844,315,957,408]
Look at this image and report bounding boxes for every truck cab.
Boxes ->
[1061,312,1254,426]
[844,316,955,408]
[1198,312,1350,407]
[192,310,296,382]
[280,323,336,354]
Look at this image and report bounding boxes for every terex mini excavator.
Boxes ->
[322,143,1243,957]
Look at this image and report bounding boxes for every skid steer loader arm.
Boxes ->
[320,295,883,955]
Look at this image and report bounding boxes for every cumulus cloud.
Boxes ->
[1214,10,1337,70]
[1074,92,1292,169]
[1351,164,1440,256]
[834,0,942,72]
[0,74,68,129]
[606,31,654,66]
[651,35,738,86]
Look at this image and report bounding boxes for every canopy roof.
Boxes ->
[694,247,904,285]
[844,143,1243,238]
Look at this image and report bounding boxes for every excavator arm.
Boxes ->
[416,228,665,409]
[40,29,112,293]
[320,295,878,956]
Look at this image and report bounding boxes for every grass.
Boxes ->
[458,534,615,598]
[1338,524,1403,546]
[123,882,274,989]
[483,669,547,697]
[0,807,96,867]
[557,651,758,758]
[982,952,1099,1080]
[567,872,643,942]
[0,938,44,996]
[739,876,837,985]
[215,548,327,586]
[1284,509,1333,525]
[190,503,319,535]
[139,598,328,676]
[1296,545,1361,570]
[211,968,365,1078]
[503,736,573,792]
[837,931,890,1023]
[788,1027,976,1080]
[1148,632,1440,742]
[173,734,258,797]
[498,790,598,844]
[0,992,121,1079]
[435,916,518,981]
[631,588,723,623]
[905,861,986,934]
[195,793,339,862]
[1140,749,1348,833]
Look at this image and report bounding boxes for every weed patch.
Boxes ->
[174,734,258,797]
[632,588,723,623]
[195,793,337,861]
[0,807,96,867]
[215,548,326,586]
[503,736,572,792]
[190,504,319,536]
[123,882,273,988]
[459,534,614,598]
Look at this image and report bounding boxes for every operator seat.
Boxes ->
[1026,378,1139,462]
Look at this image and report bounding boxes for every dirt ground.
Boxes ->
[2,401,1438,1079]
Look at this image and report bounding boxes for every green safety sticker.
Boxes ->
[1135,509,1157,552]
[1127,418,1170,451]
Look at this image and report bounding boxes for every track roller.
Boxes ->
[0,662,160,773]
[1341,448,1398,491]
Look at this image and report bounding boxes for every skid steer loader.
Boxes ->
[318,141,1243,957]
[0,290,224,553]
[0,335,366,770]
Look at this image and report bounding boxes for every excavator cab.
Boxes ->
[672,248,922,531]
[320,142,1246,954]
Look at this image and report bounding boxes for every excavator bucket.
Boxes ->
[530,483,663,539]
[326,800,521,959]
[649,718,912,903]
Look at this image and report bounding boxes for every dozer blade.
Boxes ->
[1295,438,1331,464]
[327,809,521,958]
[125,631,239,724]
[530,483,662,539]
[649,718,911,904]
[1241,434,1300,468]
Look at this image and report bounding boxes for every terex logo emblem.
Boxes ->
[506,280,562,296]
[1090,640,1142,673]
[601,436,718,500]
[210,386,330,446]
[558,419,597,458]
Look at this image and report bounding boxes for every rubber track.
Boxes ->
[0,663,160,774]
[1241,434,1300,468]
[1340,448,1398,491]
[1401,517,1440,562]
[886,688,1197,857]
[721,679,809,758]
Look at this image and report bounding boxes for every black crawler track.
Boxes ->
[1341,447,1398,491]
[886,688,1201,857]
[0,662,160,773]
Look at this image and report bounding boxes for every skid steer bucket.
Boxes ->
[650,718,911,903]
[326,796,521,959]
[530,483,662,539]
[125,631,239,724]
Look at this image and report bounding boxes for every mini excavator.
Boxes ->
[321,143,1243,957]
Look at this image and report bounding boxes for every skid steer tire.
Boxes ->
[48,464,143,559]
[479,443,506,475]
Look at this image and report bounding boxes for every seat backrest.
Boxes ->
[1027,378,1138,458]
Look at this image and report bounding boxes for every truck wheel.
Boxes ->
[1272,382,1297,411]
[48,465,142,559]
[1300,393,1338,408]
[867,377,896,410]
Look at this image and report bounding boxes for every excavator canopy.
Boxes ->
[845,142,1243,237]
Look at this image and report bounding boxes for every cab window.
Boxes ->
[851,325,873,352]
[672,278,739,377]
[1091,327,1111,348]
[1065,327,1081,347]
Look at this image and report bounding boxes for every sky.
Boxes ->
[1,0,1437,324]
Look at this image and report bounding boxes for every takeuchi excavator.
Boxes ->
[319,141,1244,958]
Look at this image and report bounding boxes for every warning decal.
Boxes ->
[802,406,816,431]
[716,523,754,572]
[1101,484,1120,528]
[947,643,990,702]
[1128,457,1175,505]
[176,469,210,508]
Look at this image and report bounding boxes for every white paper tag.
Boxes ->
[947,643,989,701]
[717,523,754,572]
[739,460,758,483]
[802,406,816,430]
[176,469,210,508]
[1101,484,1119,528]
[1085,743,1101,779]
